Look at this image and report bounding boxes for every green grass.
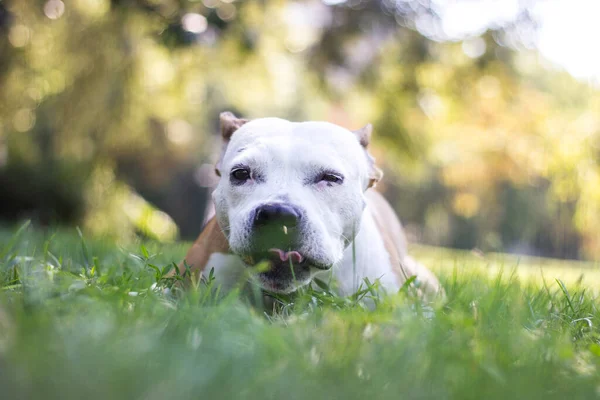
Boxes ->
[1,222,600,400]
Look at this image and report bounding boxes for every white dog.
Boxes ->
[177,112,441,298]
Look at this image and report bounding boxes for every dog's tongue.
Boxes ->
[269,249,304,264]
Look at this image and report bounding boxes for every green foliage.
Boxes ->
[1,224,600,399]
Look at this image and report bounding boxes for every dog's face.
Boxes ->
[212,113,382,293]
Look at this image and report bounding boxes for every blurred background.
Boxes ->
[1,0,599,260]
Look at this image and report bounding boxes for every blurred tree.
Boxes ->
[0,0,599,260]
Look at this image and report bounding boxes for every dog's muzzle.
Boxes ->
[242,202,331,272]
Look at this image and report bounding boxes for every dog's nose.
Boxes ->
[254,204,301,228]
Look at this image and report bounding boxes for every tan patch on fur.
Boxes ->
[365,190,442,297]
[171,217,229,280]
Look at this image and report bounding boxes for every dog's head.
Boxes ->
[212,112,383,293]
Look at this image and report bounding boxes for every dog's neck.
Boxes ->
[315,205,397,296]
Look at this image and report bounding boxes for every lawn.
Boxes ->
[1,222,600,400]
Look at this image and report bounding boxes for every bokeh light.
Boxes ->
[1,0,599,260]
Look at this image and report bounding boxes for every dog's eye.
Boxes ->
[231,168,251,182]
[318,173,343,185]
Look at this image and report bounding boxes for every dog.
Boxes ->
[177,112,441,298]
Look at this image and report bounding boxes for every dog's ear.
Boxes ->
[220,111,249,140]
[216,111,250,177]
[354,123,373,148]
[353,124,383,188]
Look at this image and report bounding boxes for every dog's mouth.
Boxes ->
[241,249,330,271]
[239,248,332,294]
